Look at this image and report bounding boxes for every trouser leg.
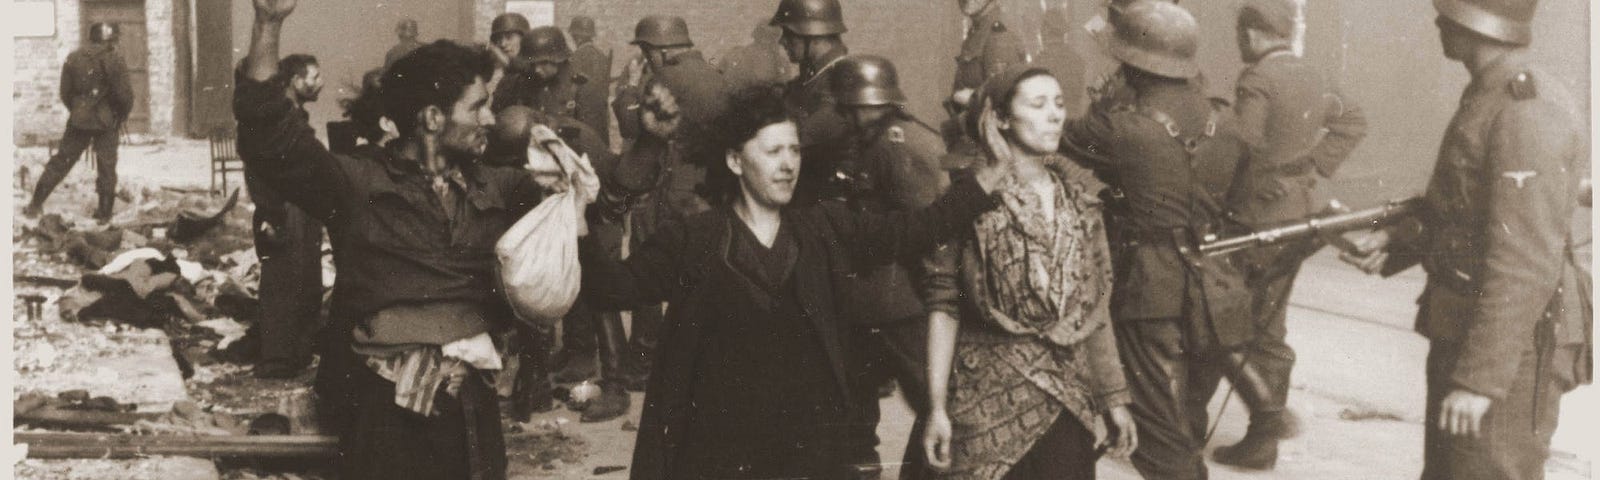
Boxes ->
[1421,343,1560,480]
[626,303,663,371]
[511,326,554,421]
[1116,319,1209,480]
[1246,257,1301,413]
[31,127,94,211]
[596,306,626,381]
[343,362,506,480]
[91,128,120,220]
[257,204,324,368]
[845,326,891,467]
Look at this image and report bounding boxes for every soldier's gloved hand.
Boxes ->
[642,83,682,139]
[1340,229,1391,275]
[1439,389,1492,438]
[1255,185,1287,203]
[625,55,648,88]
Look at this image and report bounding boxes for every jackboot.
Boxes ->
[552,304,599,384]
[1214,352,1293,470]
[510,330,555,422]
[1212,410,1292,470]
[580,313,630,422]
[94,194,115,224]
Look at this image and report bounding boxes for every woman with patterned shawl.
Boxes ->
[917,65,1138,480]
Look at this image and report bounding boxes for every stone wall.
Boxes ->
[13,0,81,146]
[12,0,179,145]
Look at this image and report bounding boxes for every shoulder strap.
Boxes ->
[1133,104,1218,154]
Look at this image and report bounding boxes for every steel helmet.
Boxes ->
[1107,0,1176,30]
[491,14,532,38]
[1434,0,1536,45]
[830,55,907,107]
[769,0,848,36]
[569,16,598,38]
[630,15,693,48]
[1109,1,1200,79]
[524,26,572,63]
[89,23,119,43]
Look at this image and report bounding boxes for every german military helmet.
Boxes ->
[1434,0,1536,45]
[631,15,693,48]
[524,26,572,63]
[769,0,848,36]
[491,13,532,38]
[1109,1,1200,79]
[89,22,119,43]
[830,55,907,107]
[569,16,598,38]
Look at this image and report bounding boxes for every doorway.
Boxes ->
[81,0,151,134]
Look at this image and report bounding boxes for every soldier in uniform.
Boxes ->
[939,0,1026,166]
[1212,0,1369,469]
[492,26,609,140]
[25,22,133,223]
[606,15,730,390]
[1034,5,1088,115]
[1345,1,1591,478]
[951,0,1026,94]
[828,55,951,477]
[384,18,422,68]
[719,21,793,90]
[769,0,853,205]
[1056,3,1251,479]
[568,16,613,128]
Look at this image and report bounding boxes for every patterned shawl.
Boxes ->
[967,155,1111,347]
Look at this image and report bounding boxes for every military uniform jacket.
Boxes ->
[570,43,613,95]
[62,44,133,132]
[1230,49,1368,227]
[786,54,851,205]
[493,65,609,140]
[613,50,730,142]
[1385,51,1590,399]
[1061,82,1253,345]
[953,12,1025,93]
[835,117,951,324]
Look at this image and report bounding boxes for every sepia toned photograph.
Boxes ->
[6,0,1594,479]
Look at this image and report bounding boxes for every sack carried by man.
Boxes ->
[496,125,599,328]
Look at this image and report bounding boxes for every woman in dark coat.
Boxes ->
[583,86,1007,480]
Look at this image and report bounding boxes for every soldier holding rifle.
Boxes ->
[1343,1,1592,479]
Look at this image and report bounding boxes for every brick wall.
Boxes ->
[13,0,80,146]
[12,0,179,145]
[147,0,176,136]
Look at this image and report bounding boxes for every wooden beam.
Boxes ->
[15,432,339,459]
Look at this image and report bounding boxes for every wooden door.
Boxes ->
[82,0,150,133]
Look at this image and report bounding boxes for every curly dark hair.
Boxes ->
[691,84,795,205]
[339,68,387,145]
[380,40,495,138]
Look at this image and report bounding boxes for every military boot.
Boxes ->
[580,313,630,422]
[1213,410,1296,469]
[93,195,115,224]
[552,306,599,383]
[1214,352,1292,469]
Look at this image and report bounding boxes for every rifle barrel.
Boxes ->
[1199,199,1419,257]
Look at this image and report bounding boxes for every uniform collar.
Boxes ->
[1469,49,1530,95]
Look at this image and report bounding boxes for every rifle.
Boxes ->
[1198,197,1423,257]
